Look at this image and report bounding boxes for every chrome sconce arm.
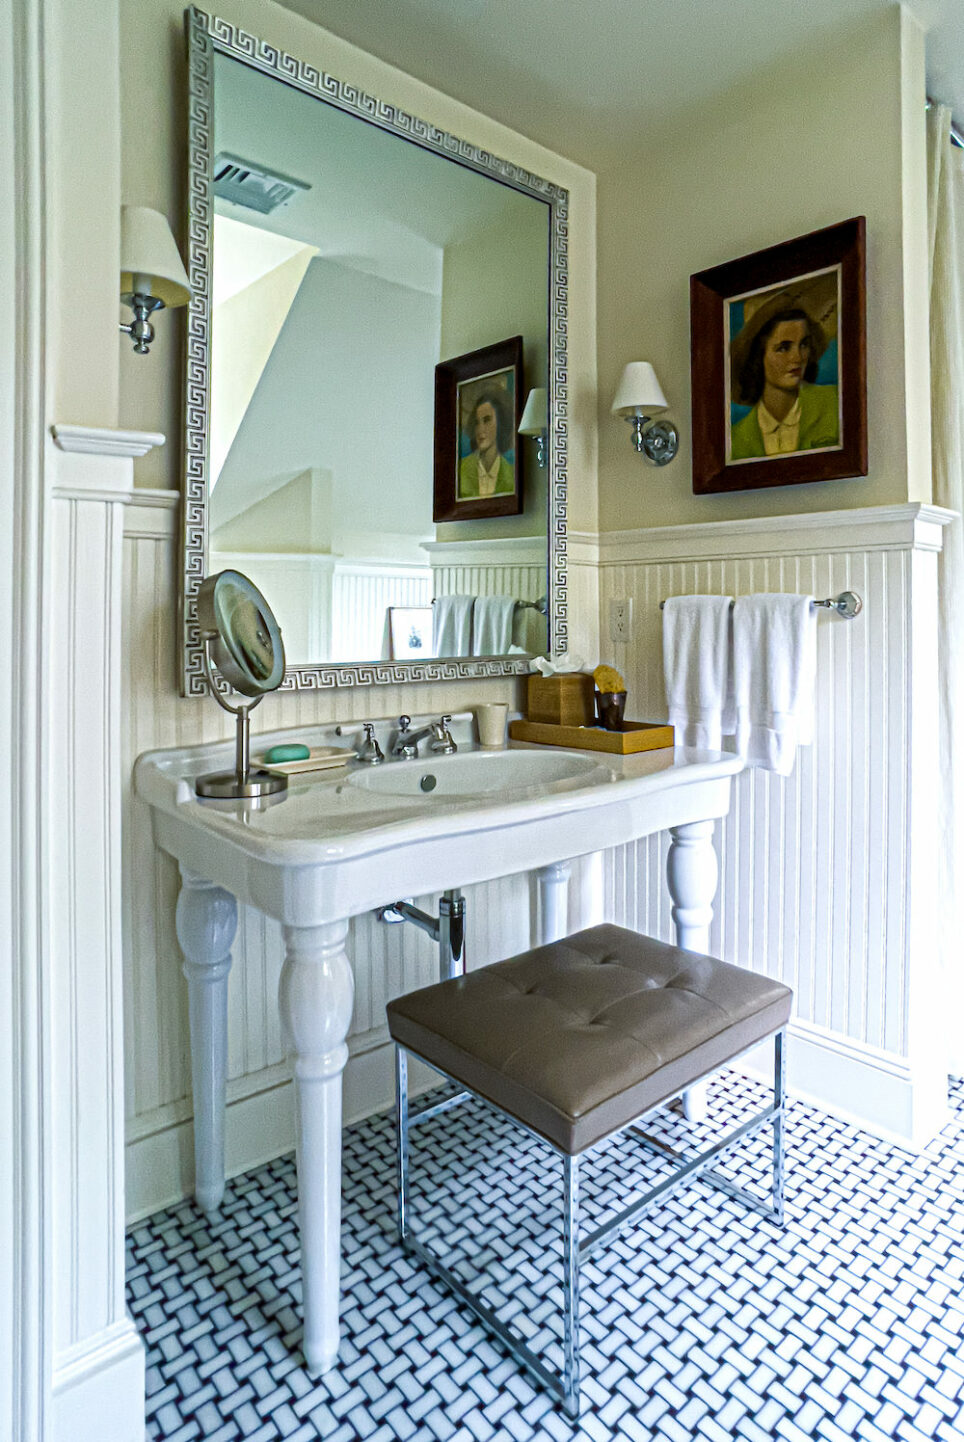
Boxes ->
[119,290,166,356]
[625,412,679,466]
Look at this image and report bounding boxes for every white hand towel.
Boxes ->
[432,595,474,657]
[472,596,515,656]
[662,595,735,751]
[732,593,816,775]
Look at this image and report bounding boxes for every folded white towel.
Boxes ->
[732,593,816,775]
[662,595,735,751]
[432,595,474,657]
[472,596,515,656]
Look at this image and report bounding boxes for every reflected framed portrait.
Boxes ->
[433,336,524,521]
[690,217,867,494]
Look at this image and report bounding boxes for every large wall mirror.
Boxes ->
[180,8,569,695]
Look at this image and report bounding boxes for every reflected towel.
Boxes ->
[662,595,735,751]
[432,595,474,657]
[473,596,515,656]
[733,593,816,775]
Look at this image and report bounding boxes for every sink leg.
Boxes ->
[176,866,238,1213]
[279,919,354,1374]
[668,820,719,1125]
[537,861,572,945]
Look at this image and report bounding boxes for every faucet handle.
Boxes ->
[431,715,457,755]
[397,714,411,733]
[358,722,384,765]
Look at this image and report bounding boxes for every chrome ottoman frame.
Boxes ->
[394,1031,787,1419]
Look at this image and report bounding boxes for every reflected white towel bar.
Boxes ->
[658,590,862,619]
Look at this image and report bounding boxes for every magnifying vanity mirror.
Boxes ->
[180,7,569,696]
[194,569,289,798]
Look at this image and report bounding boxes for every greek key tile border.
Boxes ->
[181,6,569,696]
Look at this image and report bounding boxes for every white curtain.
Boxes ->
[928,105,964,1071]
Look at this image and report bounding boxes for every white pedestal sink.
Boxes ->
[134,727,742,1372]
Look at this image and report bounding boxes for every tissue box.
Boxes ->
[526,672,596,727]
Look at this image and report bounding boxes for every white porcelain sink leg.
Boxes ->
[279,919,355,1373]
[537,861,572,944]
[176,867,238,1212]
[668,820,720,1124]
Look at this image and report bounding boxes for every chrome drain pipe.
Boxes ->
[376,889,466,980]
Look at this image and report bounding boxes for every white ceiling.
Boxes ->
[276,0,964,170]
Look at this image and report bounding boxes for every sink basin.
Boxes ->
[347,747,604,798]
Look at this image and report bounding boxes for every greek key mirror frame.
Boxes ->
[180,6,569,696]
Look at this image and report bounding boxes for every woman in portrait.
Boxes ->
[458,387,515,499]
[729,287,840,462]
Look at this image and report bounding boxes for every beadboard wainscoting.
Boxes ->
[583,504,952,1149]
[122,495,598,1220]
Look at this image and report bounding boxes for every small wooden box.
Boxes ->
[526,672,596,727]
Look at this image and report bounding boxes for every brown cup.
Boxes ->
[596,690,627,731]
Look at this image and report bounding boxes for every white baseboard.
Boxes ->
[735,1018,949,1153]
[126,1030,436,1223]
[51,1319,145,1442]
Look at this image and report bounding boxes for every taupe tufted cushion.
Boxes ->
[387,924,792,1154]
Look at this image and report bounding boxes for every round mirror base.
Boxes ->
[195,768,289,800]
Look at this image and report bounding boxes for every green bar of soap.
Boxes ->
[264,743,311,763]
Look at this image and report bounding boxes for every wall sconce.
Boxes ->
[611,362,679,466]
[519,387,548,468]
[119,205,191,355]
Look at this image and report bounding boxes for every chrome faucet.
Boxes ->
[390,714,457,759]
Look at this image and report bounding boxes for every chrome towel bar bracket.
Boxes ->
[659,590,862,619]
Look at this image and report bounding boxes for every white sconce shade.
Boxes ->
[120,206,191,307]
[611,361,678,466]
[610,362,668,417]
[519,387,548,435]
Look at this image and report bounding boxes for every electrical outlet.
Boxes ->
[609,597,632,644]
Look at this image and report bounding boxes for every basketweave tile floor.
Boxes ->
[127,1070,964,1442]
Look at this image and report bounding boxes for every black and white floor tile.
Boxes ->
[127,1073,964,1441]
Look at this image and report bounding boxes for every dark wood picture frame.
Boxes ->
[434,336,524,522]
[690,217,867,495]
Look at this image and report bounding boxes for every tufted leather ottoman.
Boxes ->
[387,923,792,1417]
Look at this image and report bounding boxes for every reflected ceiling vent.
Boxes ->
[213,152,310,214]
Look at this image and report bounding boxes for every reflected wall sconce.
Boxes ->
[519,387,548,468]
[119,205,191,355]
[611,361,679,466]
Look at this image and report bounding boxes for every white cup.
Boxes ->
[476,701,509,749]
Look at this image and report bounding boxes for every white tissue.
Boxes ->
[529,653,587,676]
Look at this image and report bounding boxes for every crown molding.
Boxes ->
[51,425,165,458]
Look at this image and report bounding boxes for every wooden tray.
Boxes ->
[509,719,675,754]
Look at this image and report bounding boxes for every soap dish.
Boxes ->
[260,745,356,776]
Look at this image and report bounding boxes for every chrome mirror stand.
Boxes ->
[194,640,288,800]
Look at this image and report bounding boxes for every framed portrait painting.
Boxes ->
[690,217,867,494]
[433,336,524,522]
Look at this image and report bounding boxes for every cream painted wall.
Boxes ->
[119,0,598,541]
[596,7,931,530]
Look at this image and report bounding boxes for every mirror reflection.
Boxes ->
[207,50,551,667]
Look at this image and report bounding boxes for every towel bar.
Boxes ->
[658,590,862,619]
[429,596,547,614]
